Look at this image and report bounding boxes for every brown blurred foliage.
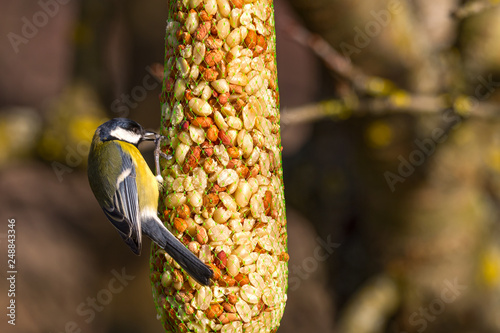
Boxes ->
[1,0,500,333]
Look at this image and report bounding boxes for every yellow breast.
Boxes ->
[119,142,159,212]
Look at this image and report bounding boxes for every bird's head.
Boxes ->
[96,118,156,146]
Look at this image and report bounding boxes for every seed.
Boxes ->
[227,147,240,159]
[216,0,231,17]
[218,130,232,146]
[194,21,211,41]
[199,10,212,21]
[244,30,257,49]
[215,250,228,269]
[185,10,199,34]
[165,193,187,209]
[262,288,276,307]
[205,0,217,15]
[209,224,232,243]
[201,84,213,100]
[263,191,272,215]
[174,217,188,233]
[195,225,208,244]
[227,293,238,304]
[229,84,244,94]
[240,11,252,26]
[174,78,187,100]
[230,0,243,8]
[201,66,219,81]
[189,126,205,144]
[192,41,206,65]
[205,50,224,67]
[245,74,264,95]
[255,116,272,136]
[256,253,276,276]
[224,116,241,131]
[184,302,195,315]
[205,303,224,319]
[199,244,212,262]
[217,18,231,39]
[206,36,224,49]
[211,79,230,94]
[235,299,252,322]
[227,178,239,194]
[188,241,200,254]
[219,274,236,287]
[228,72,249,86]
[240,133,253,158]
[239,284,261,304]
[248,272,266,290]
[226,28,242,48]
[223,302,237,313]
[176,204,191,219]
[182,145,201,173]
[234,273,249,286]
[204,125,218,142]
[246,146,260,167]
[218,312,239,325]
[227,254,241,276]
[175,290,194,303]
[195,286,212,310]
[234,98,246,112]
[278,252,289,262]
[203,193,220,208]
[187,190,203,208]
[217,169,238,187]
[192,117,214,128]
[229,8,242,28]
[242,104,257,130]
[192,81,207,96]
[189,0,202,8]
[189,98,213,116]
[214,111,229,132]
[219,191,238,211]
[161,270,173,287]
[211,184,227,193]
[185,89,194,100]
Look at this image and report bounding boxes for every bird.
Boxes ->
[87,118,213,285]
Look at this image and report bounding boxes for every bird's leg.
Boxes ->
[153,134,171,182]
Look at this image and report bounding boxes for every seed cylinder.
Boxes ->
[150,1,287,332]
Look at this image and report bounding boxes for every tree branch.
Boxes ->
[281,95,500,125]
[451,0,500,20]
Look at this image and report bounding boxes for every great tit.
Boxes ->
[87,118,213,286]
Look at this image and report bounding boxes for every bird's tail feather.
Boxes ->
[143,218,213,286]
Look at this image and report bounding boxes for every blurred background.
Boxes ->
[2,0,500,332]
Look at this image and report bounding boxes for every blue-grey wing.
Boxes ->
[101,152,142,255]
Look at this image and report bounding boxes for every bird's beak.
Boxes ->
[143,131,158,141]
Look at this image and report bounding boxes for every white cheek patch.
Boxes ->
[110,127,141,144]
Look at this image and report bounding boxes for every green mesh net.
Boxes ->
[150,0,287,332]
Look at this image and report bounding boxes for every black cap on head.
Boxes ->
[98,118,145,145]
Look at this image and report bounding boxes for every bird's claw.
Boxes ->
[154,134,169,180]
